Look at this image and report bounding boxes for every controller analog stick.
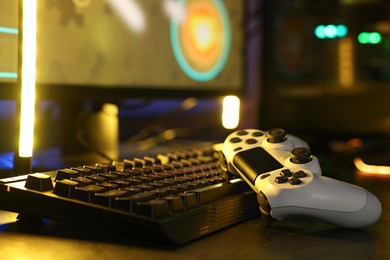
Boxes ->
[290,147,313,164]
[266,128,287,143]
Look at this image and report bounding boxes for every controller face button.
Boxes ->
[252,131,264,137]
[245,138,257,145]
[266,128,287,143]
[289,177,302,185]
[230,137,242,143]
[275,176,288,184]
[280,169,293,177]
[260,173,271,179]
[236,130,249,136]
[290,147,313,164]
[293,170,307,178]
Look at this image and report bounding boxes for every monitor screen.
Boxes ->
[259,0,390,139]
[0,0,18,99]
[0,0,246,101]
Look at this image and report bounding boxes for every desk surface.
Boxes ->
[0,153,390,259]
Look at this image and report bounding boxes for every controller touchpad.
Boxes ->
[233,147,283,184]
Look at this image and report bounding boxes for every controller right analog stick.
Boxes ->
[290,147,313,164]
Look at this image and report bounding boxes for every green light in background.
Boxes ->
[314,24,348,39]
[358,32,382,44]
[315,25,326,39]
[336,25,348,37]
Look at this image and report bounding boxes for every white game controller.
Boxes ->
[219,128,382,228]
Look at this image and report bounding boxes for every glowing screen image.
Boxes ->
[170,0,231,81]
[0,0,244,92]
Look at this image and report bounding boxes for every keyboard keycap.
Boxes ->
[73,185,106,202]
[53,179,78,198]
[192,179,249,205]
[93,189,130,207]
[135,200,170,218]
[25,173,54,192]
[114,192,157,212]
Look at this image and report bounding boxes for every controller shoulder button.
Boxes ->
[245,138,257,145]
[229,137,242,143]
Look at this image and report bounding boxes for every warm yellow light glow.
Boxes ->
[222,95,240,129]
[354,157,390,176]
[190,14,216,51]
[18,0,37,158]
[339,37,354,87]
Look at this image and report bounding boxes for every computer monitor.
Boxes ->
[0,0,246,101]
[0,0,248,165]
[259,0,390,143]
[37,0,246,100]
[0,0,18,99]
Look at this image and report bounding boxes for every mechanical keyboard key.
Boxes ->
[163,195,185,214]
[178,192,198,210]
[192,179,249,205]
[71,167,93,176]
[135,200,170,218]
[71,176,94,187]
[114,192,157,212]
[73,185,106,202]
[25,173,54,192]
[55,168,80,181]
[93,189,130,207]
[53,179,79,198]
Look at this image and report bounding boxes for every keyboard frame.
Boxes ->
[0,170,259,245]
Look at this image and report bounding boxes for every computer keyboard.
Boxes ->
[0,148,259,245]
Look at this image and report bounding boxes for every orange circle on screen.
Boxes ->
[179,0,223,73]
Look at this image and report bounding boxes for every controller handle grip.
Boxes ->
[261,176,382,228]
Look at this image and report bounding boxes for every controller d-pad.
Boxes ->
[274,169,307,186]
[245,138,257,145]
[293,170,307,178]
[280,169,293,177]
[288,177,302,185]
[236,130,249,136]
[229,137,242,143]
[275,176,289,184]
[252,131,264,137]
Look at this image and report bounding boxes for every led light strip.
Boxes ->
[354,157,390,176]
[18,0,37,159]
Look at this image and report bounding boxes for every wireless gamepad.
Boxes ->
[219,128,382,228]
